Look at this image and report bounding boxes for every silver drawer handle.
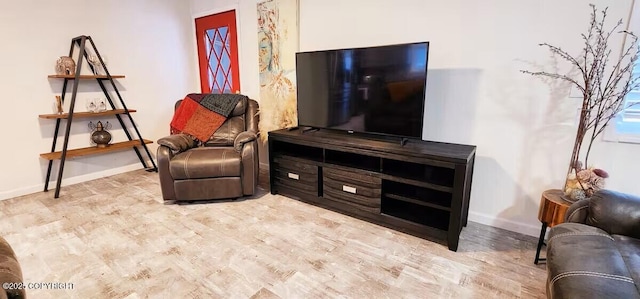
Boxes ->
[342,185,356,194]
[288,173,300,180]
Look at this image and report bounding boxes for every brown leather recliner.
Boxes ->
[157,97,259,203]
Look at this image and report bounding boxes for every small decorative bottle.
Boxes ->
[54,96,63,114]
[97,98,107,112]
[86,98,97,113]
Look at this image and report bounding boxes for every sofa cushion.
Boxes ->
[547,223,640,299]
[613,235,640,292]
[169,147,241,179]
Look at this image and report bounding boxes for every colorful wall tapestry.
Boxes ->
[257,0,298,140]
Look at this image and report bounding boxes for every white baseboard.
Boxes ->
[468,211,541,237]
[0,163,148,201]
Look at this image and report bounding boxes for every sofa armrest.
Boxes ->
[564,198,591,223]
[586,189,640,238]
[157,134,196,154]
[233,131,257,152]
[0,237,24,299]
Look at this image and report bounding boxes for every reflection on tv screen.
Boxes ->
[296,42,429,138]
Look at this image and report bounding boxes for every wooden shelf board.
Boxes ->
[48,75,125,79]
[379,212,448,236]
[379,174,453,193]
[384,193,451,212]
[40,139,152,160]
[39,109,136,119]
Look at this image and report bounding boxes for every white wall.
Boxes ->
[0,0,198,199]
[300,0,639,236]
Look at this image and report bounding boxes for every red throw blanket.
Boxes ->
[170,94,241,142]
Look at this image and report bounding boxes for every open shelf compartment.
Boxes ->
[381,197,450,231]
[325,149,380,172]
[271,140,323,162]
[382,158,455,187]
[382,180,452,211]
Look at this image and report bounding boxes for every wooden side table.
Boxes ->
[534,189,573,264]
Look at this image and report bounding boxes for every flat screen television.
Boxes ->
[296,42,429,138]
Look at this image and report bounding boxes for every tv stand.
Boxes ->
[268,128,476,251]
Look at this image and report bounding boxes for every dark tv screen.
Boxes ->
[296,42,429,138]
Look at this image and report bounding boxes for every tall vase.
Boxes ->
[90,121,112,148]
[563,162,608,202]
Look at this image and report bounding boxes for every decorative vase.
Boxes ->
[54,96,63,114]
[563,162,609,203]
[86,99,97,113]
[55,56,76,76]
[89,121,112,148]
[88,55,102,75]
[96,98,107,112]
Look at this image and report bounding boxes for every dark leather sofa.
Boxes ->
[546,190,640,299]
[157,97,259,203]
[0,236,24,299]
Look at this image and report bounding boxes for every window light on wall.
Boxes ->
[604,1,640,143]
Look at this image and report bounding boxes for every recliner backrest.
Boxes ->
[587,189,640,239]
[205,98,247,146]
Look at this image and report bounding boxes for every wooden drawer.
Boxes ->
[273,156,318,194]
[274,156,317,175]
[323,190,380,214]
[322,167,381,212]
[324,188,380,214]
[323,167,381,187]
[323,176,380,199]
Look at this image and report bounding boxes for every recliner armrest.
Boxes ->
[157,134,196,154]
[233,131,257,152]
[565,198,590,223]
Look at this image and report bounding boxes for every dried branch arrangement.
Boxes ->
[522,4,640,198]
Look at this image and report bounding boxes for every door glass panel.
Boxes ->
[205,26,233,93]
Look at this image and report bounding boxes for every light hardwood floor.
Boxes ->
[0,170,547,298]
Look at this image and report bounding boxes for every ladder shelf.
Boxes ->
[42,35,157,198]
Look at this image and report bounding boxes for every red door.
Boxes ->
[195,10,240,94]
